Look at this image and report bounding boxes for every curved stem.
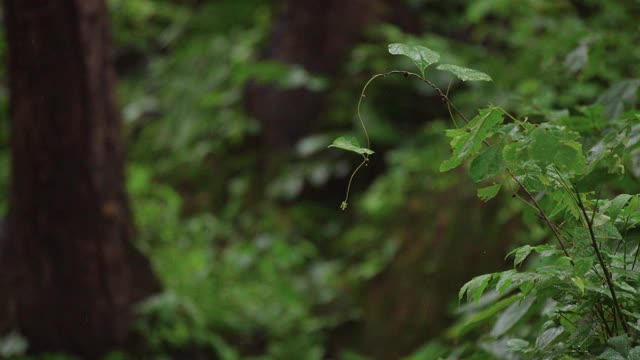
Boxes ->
[350,69,573,264]
[357,74,388,150]
[341,156,368,210]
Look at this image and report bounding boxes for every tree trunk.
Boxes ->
[0,0,160,357]
[244,0,383,149]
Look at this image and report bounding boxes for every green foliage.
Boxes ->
[440,107,504,172]
[0,1,638,359]
[388,43,439,76]
[436,64,492,82]
[328,137,374,155]
[338,26,640,356]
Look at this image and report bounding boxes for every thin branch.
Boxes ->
[574,187,629,334]
[388,70,573,261]
[341,156,369,210]
[595,304,612,338]
[352,70,572,262]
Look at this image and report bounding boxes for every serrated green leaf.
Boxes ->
[388,43,440,75]
[328,136,374,155]
[529,124,585,175]
[459,274,493,303]
[436,64,492,82]
[470,144,505,182]
[507,245,533,268]
[478,183,501,202]
[441,108,504,171]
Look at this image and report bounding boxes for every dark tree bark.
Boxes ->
[244,0,384,149]
[0,0,160,357]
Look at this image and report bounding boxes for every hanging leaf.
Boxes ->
[459,273,493,303]
[328,136,374,155]
[440,107,505,171]
[436,64,492,82]
[388,43,440,75]
[470,144,505,182]
[535,326,564,350]
[478,183,501,202]
[508,245,533,268]
[528,124,586,176]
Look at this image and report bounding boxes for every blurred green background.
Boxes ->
[0,0,639,359]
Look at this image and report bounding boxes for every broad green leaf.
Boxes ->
[478,183,501,202]
[447,294,520,338]
[629,347,640,360]
[519,279,536,295]
[614,280,637,294]
[470,144,505,182]
[598,348,626,360]
[496,270,516,295]
[572,277,584,295]
[595,222,622,241]
[388,43,440,75]
[506,339,531,353]
[529,124,585,175]
[436,64,492,82]
[328,136,374,155]
[496,271,538,295]
[602,194,633,222]
[459,273,493,303]
[535,326,564,350]
[574,257,593,277]
[533,244,563,258]
[490,296,534,337]
[586,131,626,174]
[509,245,533,268]
[607,335,632,357]
[440,108,505,171]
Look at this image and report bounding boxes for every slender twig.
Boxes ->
[595,303,612,337]
[574,187,629,334]
[557,311,578,329]
[632,238,640,271]
[353,70,573,262]
[508,168,573,261]
[340,157,369,210]
[393,71,573,261]
[613,214,630,255]
[356,74,387,150]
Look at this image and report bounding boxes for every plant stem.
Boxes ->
[341,156,368,210]
[354,70,573,261]
[574,188,629,334]
[391,70,573,261]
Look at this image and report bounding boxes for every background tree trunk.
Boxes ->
[0,0,160,357]
[244,0,384,149]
